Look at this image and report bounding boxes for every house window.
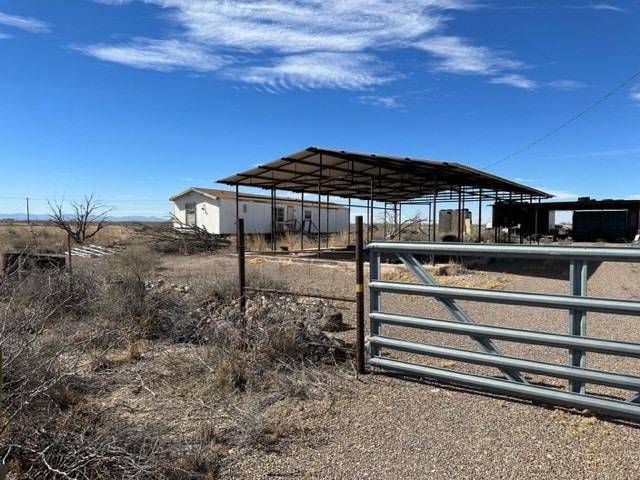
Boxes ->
[276,207,285,223]
[185,203,197,225]
[242,204,248,214]
[304,210,312,220]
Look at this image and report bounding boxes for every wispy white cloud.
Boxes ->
[225,52,396,90]
[77,0,575,91]
[416,36,568,90]
[171,0,470,54]
[583,3,626,12]
[0,11,50,33]
[416,35,523,76]
[80,0,477,89]
[490,74,538,90]
[358,95,403,109]
[73,38,228,72]
[497,4,626,13]
[0,32,12,40]
[630,84,640,105]
[546,79,586,90]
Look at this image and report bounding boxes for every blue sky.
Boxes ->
[1,0,639,220]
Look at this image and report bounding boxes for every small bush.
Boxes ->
[0,251,349,477]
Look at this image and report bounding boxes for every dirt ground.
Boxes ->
[4,232,640,479]
[152,250,640,479]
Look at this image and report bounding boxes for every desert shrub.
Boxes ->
[107,245,161,281]
[0,270,221,479]
[0,258,351,477]
[199,292,347,398]
[246,267,288,292]
[92,246,161,334]
[151,289,206,343]
[4,404,218,479]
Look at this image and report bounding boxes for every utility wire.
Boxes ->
[484,68,640,170]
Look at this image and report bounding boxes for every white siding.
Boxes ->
[227,198,349,235]
[172,192,220,233]
[172,190,349,235]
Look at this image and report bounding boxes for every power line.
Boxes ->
[484,68,640,170]
[0,196,168,204]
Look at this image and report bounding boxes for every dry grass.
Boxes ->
[244,230,351,251]
[0,222,138,255]
[0,223,68,254]
[244,233,270,251]
[0,245,349,478]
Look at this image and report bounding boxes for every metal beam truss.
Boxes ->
[368,242,640,421]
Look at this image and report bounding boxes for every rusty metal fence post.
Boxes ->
[67,233,73,274]
[237,218,248,347]
[355,216,366,374]
[0,347,5,480]
[237,218,246,314]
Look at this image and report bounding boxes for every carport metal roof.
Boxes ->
[218,146,552,203]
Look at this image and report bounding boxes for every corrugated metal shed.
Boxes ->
[218,146,552,203]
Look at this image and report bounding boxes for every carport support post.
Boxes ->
[494,191,500,243]
[271,188,277,252]
[235,184,239,235]
[347,197,352,245]
[383,202,387,239]
[355,216,365,374]
[237,218,246,316]
[508,192,513,243]
[569,260,588,394]
[535,198,540,243]
[300,192,305,250]
[457,187,463,242]
[326,194,330,248]
[432,178,438,243]
[369,179,374,243]
[478,188,483,243]
[318,154,323,252]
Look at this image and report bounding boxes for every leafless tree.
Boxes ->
[48,194,113,244]
[376,210,430,241]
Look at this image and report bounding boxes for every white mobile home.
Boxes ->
[170,187,349,235]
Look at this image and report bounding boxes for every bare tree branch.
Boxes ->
[377,210,429,240]
[48,194,113,244]
[134,214,230,254]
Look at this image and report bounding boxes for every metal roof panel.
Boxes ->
[218,146,552,202]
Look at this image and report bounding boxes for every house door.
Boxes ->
[185,203,197,226]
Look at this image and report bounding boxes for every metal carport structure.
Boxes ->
[218,146,553,249]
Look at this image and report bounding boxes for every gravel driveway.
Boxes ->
[164,252,640,479]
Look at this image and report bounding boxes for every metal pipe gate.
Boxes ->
[367,242,640,421]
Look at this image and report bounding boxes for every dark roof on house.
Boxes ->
[217,146,553,203]
[170,187,346,209]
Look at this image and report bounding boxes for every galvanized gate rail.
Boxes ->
[367,242,640,421]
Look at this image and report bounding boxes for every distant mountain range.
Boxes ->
[0,213,166,222]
